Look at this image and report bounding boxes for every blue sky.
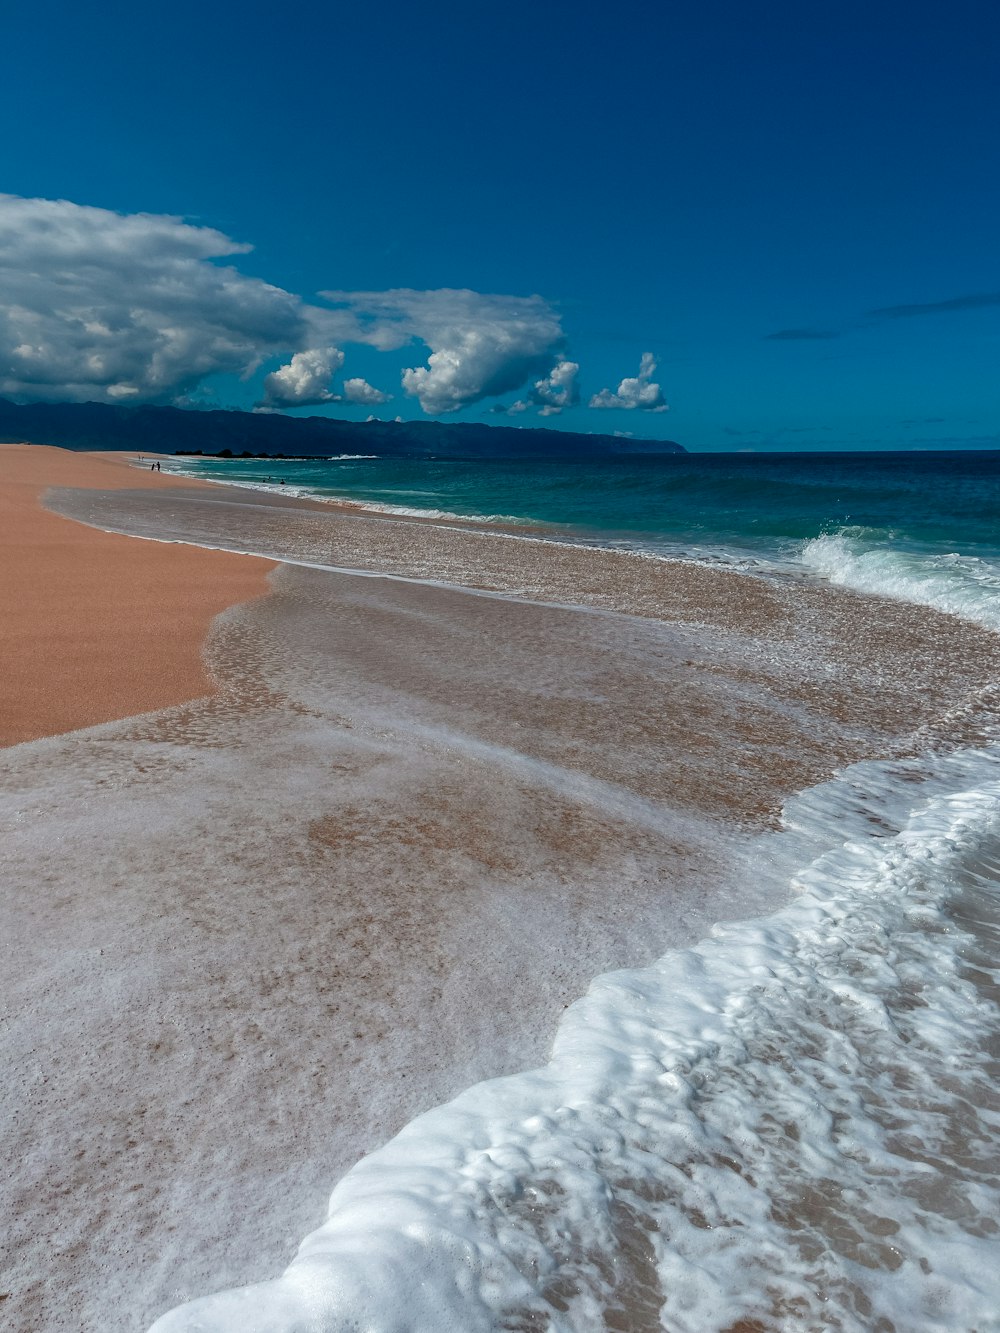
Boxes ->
[1,0,997,449]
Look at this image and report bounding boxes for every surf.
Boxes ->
[149,741,1000,1332]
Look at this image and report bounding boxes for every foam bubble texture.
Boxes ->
[151,746,1000,1332]
[802,529,1000,632]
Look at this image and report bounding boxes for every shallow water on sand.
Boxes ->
[2,559,779,1331]
[165,451,1000,565]
[7,480,1000,1331]
[153,747,1000,1333]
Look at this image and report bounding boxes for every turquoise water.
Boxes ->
[168,450,1000,565]
[168,452,1000,628]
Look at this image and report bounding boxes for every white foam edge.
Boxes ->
[55,476,778,583]
[33,507,777,638]
[801,530,1000,632]
[147,744,1000,1331]
[155,466,532,527]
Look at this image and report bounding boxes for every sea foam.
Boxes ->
[802,529,1000,632]
[92,466,1000,1329]
[149,745,1000,1331]
[159,461,530,527]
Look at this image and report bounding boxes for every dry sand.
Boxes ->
[0,445,275,747]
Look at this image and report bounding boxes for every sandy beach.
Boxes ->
[0,446,275,746]
[5,446,1000,1330]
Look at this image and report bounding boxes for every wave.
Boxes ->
[149,745,1000,1332]
[159,466,531,527]
[325,496,532,525]
[801,529,1000,632]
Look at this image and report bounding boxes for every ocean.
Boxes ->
[24,449,1000,1330]
[166,449,1000,620]
[136,448,1000,1331]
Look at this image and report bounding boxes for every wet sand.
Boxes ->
[0,446,275,746]
[4,453,1000,1330]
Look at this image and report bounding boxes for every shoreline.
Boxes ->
[159,457,785,567]
[160,459,573,540]
[48,466,1000,779]
[5,444,1000,1330]
[0,445,276,747]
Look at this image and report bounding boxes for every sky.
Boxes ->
[1,0,998,450]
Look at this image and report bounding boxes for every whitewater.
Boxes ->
[135,451,1000,1333]
[152,750,1000,1332]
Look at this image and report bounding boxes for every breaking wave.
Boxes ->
[802,529,1000,633]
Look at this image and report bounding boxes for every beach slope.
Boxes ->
[4,446,1000,1331]
[0,444,274,747]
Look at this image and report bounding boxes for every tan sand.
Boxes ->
[0,445,275,747]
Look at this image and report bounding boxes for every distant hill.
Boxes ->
[0,398,685,459]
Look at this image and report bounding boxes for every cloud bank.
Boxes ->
[530,359,580,415]
[0,194,308,403]
[257,350,394,410]
[4,195,677,425]
[320,288,565,414]
[589,353,667,412]
[500,360,580,416]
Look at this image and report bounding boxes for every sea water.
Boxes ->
[166,449,1000,577]
[144,450,1000,1331]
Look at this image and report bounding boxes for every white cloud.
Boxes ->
[0,194,308,403]
[589,352,668,412]
[320,288,565,414]
[259,347,344,408]
[528,359,579,415]
[342,376,392,405]
[0,195,581,419]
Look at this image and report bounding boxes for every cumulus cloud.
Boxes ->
[1,195,571,417]
[259,347,344,408]
[0,194,309,403]
[342,377,392,405]
[589,353,668,412]
[258,354,392,411]
[320,288,565,414]
[529,359,579,415]
[502,361,579,416]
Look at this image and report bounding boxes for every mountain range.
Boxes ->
[0,398,685,459]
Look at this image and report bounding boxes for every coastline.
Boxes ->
[47,468,1000,777]
[4,445,1000,1330]
[0,445,275,747]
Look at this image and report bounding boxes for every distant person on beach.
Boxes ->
[156,461,161,471]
